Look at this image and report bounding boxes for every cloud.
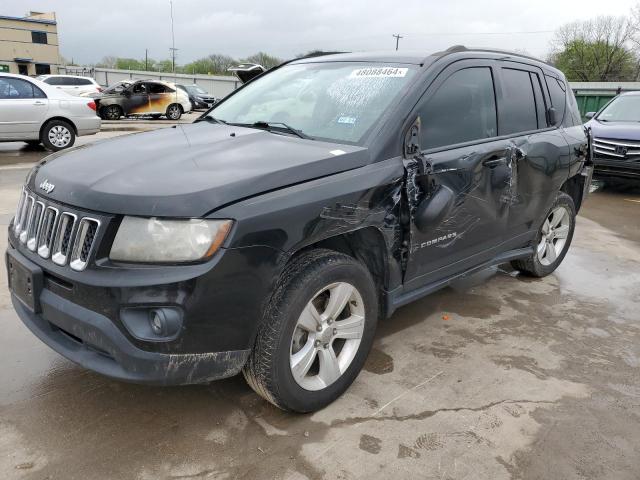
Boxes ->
[3,0,637,64]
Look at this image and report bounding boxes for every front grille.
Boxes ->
[12,187,102,271]
[593,137,640,163]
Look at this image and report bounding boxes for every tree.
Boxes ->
[549,16,638,81]
[183,54,237,75]
[96,56,117,68]
[242,52,283,69]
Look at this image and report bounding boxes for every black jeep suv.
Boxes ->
[6,47,592,412]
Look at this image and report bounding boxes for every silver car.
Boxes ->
[0,73,101,151]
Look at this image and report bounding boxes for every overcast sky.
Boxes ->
[4,0,638,64]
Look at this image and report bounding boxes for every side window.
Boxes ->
[0,78,38,99]
[76,78,93,86]
[499,68,538,135]
[148,83,166,94]
[530,73,547,129]
[420,67,498,150]
[545,75,566,126]
[132,83,147,94]
[44,77,61,85]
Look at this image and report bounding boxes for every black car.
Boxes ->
[176,84,218,110]
[6,47,592,412]
[585,92,640,179]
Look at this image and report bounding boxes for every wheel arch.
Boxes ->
[560,173,586,213]
[287,226,391,314]
[40,116,78,137]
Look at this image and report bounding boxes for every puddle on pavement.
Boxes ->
[363,347,394,374]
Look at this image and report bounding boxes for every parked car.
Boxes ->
[585,92,640,179]
[0,73,100,150]
[176,84,218,110]
[94,80,191,120]
[35,74,103,97]
[6,47,592,412]
[80,80,132,98]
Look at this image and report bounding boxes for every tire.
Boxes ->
[166,103,182,120]
[101,105,122,120]
[41,120,75,151]
[511,191,576,277]
[243,249,379,412]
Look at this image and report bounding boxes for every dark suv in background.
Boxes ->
[6,47,592,412]
[586,92,640,179]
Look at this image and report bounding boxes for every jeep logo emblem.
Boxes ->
[39,179,55,194]
[615,146,628,157]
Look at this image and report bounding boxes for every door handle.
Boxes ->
[483,156,507,167]
[33,101,46,106]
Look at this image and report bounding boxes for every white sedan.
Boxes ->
[0,73,101,151]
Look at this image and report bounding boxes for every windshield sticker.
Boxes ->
[337,116,357,125]
[349,67,408,79]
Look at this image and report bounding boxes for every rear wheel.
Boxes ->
[166,103,182,120]
[243,250,378,412]
[101,105,122,120]
[511,191,576,277]
[41,120,75,151]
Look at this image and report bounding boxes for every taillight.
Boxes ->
[97,87,103,92]
[87,101,96,111]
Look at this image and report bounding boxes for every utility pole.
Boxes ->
[392,34,403,51]
[169,0,177,73]
[145,49,148,71]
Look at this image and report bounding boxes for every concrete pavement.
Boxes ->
[0,161,639,479]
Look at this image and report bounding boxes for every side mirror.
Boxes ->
[585,111,595,120]
[547,107,557,126]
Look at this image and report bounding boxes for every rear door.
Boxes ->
[147,82,171,113]
[494,62,570,245]
[403,60,520,289]
[0,77,48,139]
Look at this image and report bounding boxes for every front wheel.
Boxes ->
[511,191,576,277]
[166,104,182,120]
[101,105,122,120]
[243,250,379,412]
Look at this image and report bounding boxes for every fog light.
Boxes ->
[149,310,165,335]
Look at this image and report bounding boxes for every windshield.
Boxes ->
[104,82,130,94]
[597,95,640,122]
[186,85,207,95]
[208,62,417,144]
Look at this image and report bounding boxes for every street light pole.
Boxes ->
[170,0,177,73]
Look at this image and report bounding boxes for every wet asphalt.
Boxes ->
[0,140,639,479]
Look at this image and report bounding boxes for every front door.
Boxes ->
[126,82,150,115]
[0,77,48,139]
[403,61,517,290]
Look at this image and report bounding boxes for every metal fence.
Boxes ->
[59,66,241,99]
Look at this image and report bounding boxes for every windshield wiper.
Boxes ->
[196,116,227,125]
[249,121,312,140]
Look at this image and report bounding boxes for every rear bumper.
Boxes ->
[11,289,249,386]
[75,116,101,136]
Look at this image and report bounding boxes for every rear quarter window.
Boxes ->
[545,75,567,126]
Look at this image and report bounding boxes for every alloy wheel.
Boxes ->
[290,282,365,391]
[537,205,571,266]
[48,126,71,148]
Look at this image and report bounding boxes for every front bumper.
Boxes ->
[593,158,640,179]
[7,246,250,385]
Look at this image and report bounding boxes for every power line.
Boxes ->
[392,33,403,51]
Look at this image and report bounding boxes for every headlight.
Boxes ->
[110,217,232,263]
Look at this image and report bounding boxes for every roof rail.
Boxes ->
[435,45,549,66]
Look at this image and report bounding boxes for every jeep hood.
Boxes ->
[28,122,368,217]
[587,119,640,140]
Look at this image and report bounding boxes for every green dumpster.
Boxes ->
[573,92,616,121]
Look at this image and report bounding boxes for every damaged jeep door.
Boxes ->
[403,60,518,290]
